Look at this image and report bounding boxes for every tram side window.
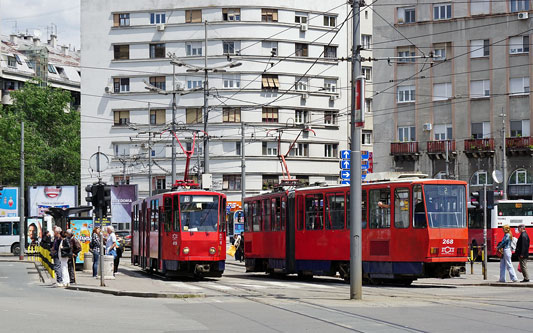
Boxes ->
[346,191,367,230]
[326,193,345,230]
[133,205,138,231]
[281,197,287,230]
[305,194,324,230]
[220,197,226,233]
[252,201,262,232]
[273,198,281,231]
[153,200,159,231]
[244,202,252,232]
[173,196,180,232]
[0,222,11,235]
[297,196,304,230]
[394,188,410,228]
[263,199,271,231]
[369,189,391,229]
[413,185,427,228]
[164,197,172,232]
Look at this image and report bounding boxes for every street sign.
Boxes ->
[340,160,350,169]
[341,180,351,185]
[340,150,351,160]
[340,170,351,179]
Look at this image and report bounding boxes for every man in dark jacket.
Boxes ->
[50,226,62,285]
[515,224,530,282]
[67,229,82,284]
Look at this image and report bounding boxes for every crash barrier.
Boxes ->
[468,245,486,276]
[26,244,55,279]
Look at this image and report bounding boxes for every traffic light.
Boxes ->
[85,184,98,206]
[102,185,112,217]
[471,190,495,209]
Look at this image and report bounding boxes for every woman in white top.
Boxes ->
[58,231,72,287]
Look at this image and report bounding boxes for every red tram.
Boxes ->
[131,189,227,277]
[244,179,468,284]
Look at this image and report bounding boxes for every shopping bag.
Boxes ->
[518,263,522,273]
[227,245,236,257]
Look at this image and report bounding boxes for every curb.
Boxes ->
[66,285,205,298]
[415,282,533,288]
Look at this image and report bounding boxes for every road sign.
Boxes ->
[340,170,351,179]
[340,160,350,169]
[341,180,351,185]
[340,150,351,159]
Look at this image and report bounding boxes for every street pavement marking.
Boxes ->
[294,282,335,289]
[264,281,301,289]
[171,282,203,290]
[237,283,268,289]
[204,284,234,291]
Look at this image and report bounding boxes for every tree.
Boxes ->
[0,81,80,187]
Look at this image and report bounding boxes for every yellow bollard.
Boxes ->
[470,249,474,274]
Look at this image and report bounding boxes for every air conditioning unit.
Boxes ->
[300,23,308,32]
[518,12,529,20]
[423,123,432,131]
[157,24,166,31]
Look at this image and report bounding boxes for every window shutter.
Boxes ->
[156,110,165,124]
[113,14,120,27]
[192,10,202,22]
[272,10,278,21]
[523,120,531,137]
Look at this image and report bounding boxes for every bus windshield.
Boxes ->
[180,195,219,232]
[424,184,466,228]
[497,203,533,217]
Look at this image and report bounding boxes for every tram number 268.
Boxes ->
[442,239,454,245]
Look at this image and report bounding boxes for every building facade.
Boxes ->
[80,0,372,201]
[373,0,533,198]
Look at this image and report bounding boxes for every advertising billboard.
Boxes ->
[28,186,78,217]
[69,218,93,264]
[0,187,18,217]
[110,185,137,224]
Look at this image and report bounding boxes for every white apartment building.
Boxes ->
[81,0,374,201]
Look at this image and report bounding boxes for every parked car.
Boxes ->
[116,231,131,248]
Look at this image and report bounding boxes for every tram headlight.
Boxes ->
[209,247,216,255]
[183,247,190,255]
[430,247,439,255]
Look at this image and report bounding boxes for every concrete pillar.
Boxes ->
[83,252,93,272]
[102,255,115,280]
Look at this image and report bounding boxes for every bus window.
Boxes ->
[305,194,324,230]
[369,189,391,228]
[13,222,19,235]
[281,197,287,230]
[326,193,345,230]
[0,222,11,235]
[413,185,427,228]
[263,199,271,231]
[164,197,172,232]
[173,196,180,232]
[297,196,304,230]
[394,188,410,228]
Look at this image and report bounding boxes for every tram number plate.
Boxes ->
[442,239,454,245]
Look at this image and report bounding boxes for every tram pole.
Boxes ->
[19,121,25,260]
[482,184,488,280]
[349,0,363,300]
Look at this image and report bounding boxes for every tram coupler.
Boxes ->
[449,265,466,278]
[195,264,211,273]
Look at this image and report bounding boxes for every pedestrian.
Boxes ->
[106,226,118,275]
[40,230,52,250]
[90,227,101,278]
[497,225,519,283]
[515,224,530,283]
[50,226,63,286]
[238,232,244,262]
[59,231,72,287]
[234,233,242,261]
[66,229,81,284]
[114,235,124,274]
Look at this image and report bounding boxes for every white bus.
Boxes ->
[0,217,20,255]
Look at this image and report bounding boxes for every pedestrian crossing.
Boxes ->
[167,279,340,293]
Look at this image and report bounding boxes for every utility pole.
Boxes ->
[19,121,25,260]
[445,141,449,178]
[203,20,210,174]
[482,184,488,280]
[241,122,246,203]
[171,65,177,185]
[148,103,153,197]
[120,150,127,184]
[500,111,507,199]
[349,0,363,300]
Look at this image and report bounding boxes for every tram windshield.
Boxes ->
[497,203,533,217]
[180,195,219,232]
[423,185,466,228]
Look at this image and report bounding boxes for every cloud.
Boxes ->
[1,0,80,48]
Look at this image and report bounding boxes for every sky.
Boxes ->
[0,0,80,49]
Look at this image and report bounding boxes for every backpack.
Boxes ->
[72,237,82,255]
[511,237,518,252]
[60,239,72,258]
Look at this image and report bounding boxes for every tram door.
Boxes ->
[391,186,413,260]
[158,204,163,270]
[145,203,151,268]
[140,201,147,269]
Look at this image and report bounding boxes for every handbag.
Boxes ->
[518,263,522,273]
[227,245,236,257]
[496,248,503,258]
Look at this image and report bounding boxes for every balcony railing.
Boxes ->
[427,140,456,154]
[391,142,419,155]
[506,137,533,150]
[464,138,494,152]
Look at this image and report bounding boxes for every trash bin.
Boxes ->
[102,255,115,280]
[83,252,93,272]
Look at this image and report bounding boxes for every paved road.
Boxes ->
[1,259,533,332]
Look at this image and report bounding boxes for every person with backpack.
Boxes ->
[66,229,82,284]
[497,225,518,283]
[59,231,72,287]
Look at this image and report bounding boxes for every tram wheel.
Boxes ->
[297,272,314,280]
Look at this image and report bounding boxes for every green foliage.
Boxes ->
[0,81,80,187]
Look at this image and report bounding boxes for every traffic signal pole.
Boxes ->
[19,121,25,260]
[482,184,488,280]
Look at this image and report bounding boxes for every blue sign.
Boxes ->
[340,170,351,179]
[340,160,350,169]
[341,180,351,185]
[340,150,351,159]
[362,151,369,159]
[0,187,18,217]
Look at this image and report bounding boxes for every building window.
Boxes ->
[187,79,203,89]
[295,110,309,124]
[113,78,130,93]
[114,111,130,126]
[223,74,241,88]
[471,122,490,139]
[398,47,416,63]
[262,142,278,156]
[324,15,336,27]
[262,175,279,189]
[398,126,416,142]
[150,13,166,24]
[434,124,452,140]
[262,74,280,90]
[289,143,309,157]
[398,7,415,24]
[223,41,240,55]
[509,36,529,54]
[362,130,372,145]
[262,107,279,123]
[25,60,34,69]
[114,176,130,185]
[47,64,57,74]
[433,4,452,20]
[222,8,241,21]
[365,98,372,113]
[236,142,241,156]
[324,79,337,93]
[154,176,166,190]
[509,169,533,185]
[185,10,202,23]
[324,111,338,125]
[510,77,530,95]
[262,41,278,56]
[324,144,338,158]
[470,39,489,58]
[261,8,278,22]
[114,45,130,60]
[295,77,308,91]
[510,120,530,137]
[470,171,490,186]
[150,109,166,125]
[433,46,446,61]
[433,82,452,101]
[324,46,337,58]
[510,0,529,12]
[185,42,203,56]
[114,143,130,156]
[186,108,202,124]
[397,85,415,103]
[295,12,308,24]
[470,79,490,98]
[149,76,166,90]
[113,13,130,26]
[150,43,165,59]
[295,43,309,57]
[223,175,242,190]
[471,0,490,15]
[362,67,372,81]
[223,107,241,122]
[361,34,372,49]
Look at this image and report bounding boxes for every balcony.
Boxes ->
[464,138,494,158]
[390,142,419,160]
[427,140,456,160]
[506,137,533,156]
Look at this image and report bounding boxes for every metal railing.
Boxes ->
[27,244,55,279]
